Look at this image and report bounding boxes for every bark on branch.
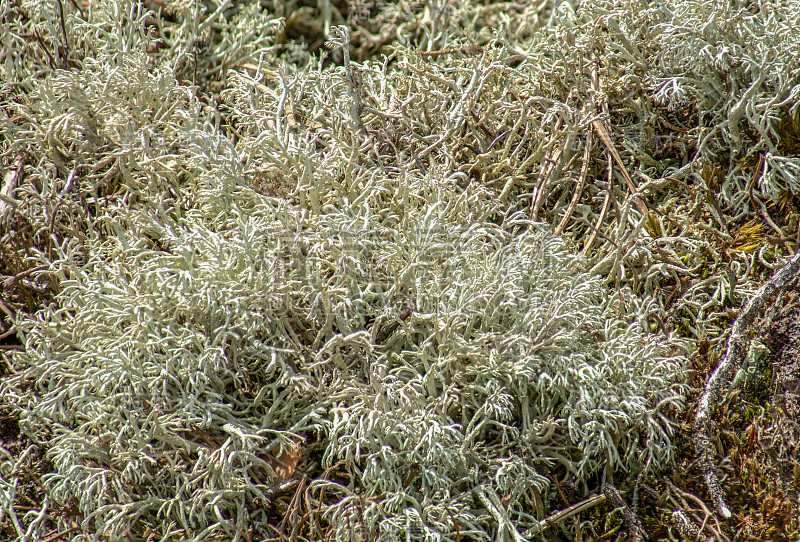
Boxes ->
[694,249,800,517]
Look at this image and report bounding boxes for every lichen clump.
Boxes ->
[3,0,798,539]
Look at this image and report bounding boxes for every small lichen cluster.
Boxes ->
[1,0,798,539]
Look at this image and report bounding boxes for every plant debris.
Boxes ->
[2,0,799,540]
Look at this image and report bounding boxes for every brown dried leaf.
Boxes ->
[267,440,304,482]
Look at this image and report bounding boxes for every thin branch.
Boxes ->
[524,493,607,537]
[694,248,800,517]
[603,480,645,542]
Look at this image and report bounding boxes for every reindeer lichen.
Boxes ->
[2,0,799,540]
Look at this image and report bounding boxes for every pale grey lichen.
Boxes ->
[3,197,687,539]
[2,0,798,539]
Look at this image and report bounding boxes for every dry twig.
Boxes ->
[694,249,800,517]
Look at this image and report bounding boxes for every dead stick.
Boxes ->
[694,248,800,517]
[523,493,606,536]
[530,117,564,223]
[555,127,593,236]
[0,152,28,222]
[603,480,644,542]
[583,154,614,255]
[375,307,413,343]
[592,119,648,216]
[532,135,573,222]
[38,526,81,542]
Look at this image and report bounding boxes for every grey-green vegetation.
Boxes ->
[1,0,798,540]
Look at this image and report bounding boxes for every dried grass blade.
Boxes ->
[555,129,594,236]
[530,140,565,222]
[583,154,614,255]
[592,119,648,216]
